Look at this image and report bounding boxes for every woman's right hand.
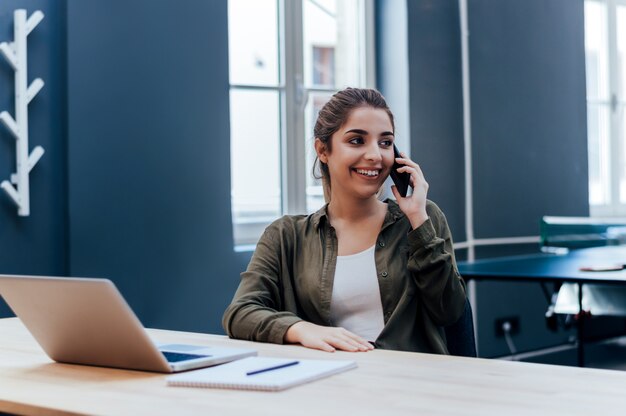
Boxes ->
[284,321,374,352]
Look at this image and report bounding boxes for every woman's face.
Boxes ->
[317,106,395,200]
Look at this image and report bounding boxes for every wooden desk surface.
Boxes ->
[2,318,626,416]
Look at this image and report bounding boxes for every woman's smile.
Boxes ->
[352,167,382,179]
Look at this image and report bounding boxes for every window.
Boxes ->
[312,46,335,86]
[228,0,375,247]
[586,0,626,216]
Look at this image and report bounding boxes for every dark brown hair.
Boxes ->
[313,87,395,200]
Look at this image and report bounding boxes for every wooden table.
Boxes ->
[2,318,626,415]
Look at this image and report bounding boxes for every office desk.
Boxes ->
[458,245,626,365]
[458,245,626,285]
[2,318,626,415]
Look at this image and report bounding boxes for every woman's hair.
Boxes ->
[313,87,395,202]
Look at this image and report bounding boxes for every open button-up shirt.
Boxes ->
[223,199,466,354]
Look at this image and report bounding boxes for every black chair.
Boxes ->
[444,298,477,357]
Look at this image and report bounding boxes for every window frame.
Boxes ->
[229,0,376,248]
[588,0,626,217]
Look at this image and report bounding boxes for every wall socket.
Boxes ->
[495,316,520,337]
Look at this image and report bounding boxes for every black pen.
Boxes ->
[246,360,300,376]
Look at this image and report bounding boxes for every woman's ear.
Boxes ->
[314,138,328,163]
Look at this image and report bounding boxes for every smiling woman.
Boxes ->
[223,87,467,354]
[315,106,394,202]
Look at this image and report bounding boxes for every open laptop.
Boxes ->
[0,274,256,373]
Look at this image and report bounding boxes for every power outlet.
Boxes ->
[495,316,520,337]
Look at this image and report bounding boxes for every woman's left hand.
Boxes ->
[390,152,429,229]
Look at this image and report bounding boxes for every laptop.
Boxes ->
[0,274,257,373]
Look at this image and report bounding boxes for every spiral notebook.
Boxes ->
[166,356,357,391]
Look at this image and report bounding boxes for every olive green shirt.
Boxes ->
[222,199,466,354]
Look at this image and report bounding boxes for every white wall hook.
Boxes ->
[0,9,45,216]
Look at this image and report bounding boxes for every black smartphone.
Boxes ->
[390,145,412,197]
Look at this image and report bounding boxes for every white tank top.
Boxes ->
[330,245,385,342]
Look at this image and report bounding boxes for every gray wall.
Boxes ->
[0,0,67,317]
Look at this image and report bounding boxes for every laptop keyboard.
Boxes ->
[161,351,211,363]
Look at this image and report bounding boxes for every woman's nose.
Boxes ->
[365,144,382,162]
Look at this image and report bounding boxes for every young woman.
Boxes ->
[223,88,466,354]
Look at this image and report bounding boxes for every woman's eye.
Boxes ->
[379,139,393,147]
[348,137,364,145]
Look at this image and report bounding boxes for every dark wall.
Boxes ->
[403,0,588,245]
[401,0,589,252]
[398,0,588,357]
[405,0,466,244]
[66,0,242,333]
[0,0,67,317]
[469,0,588,358]
[470,0,589,238]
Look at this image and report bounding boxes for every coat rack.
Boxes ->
[0,9,45,216]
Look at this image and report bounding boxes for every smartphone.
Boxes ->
[390,145,412,197]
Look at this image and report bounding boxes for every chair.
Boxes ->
[444,298,477,357]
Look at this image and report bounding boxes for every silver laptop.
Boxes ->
[0,274,256,373]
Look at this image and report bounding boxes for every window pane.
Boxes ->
[303,0,364,89]
[313,47,335,86]
[619,104,626,203]
[585,1,610,100]
[588,103,612,205]
[619,6,626,203]
[618,5,626,98]
[228,0,279,86]
[304,92,333,212]
[230,89,281,241]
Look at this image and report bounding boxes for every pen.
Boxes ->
[246,360,300,376]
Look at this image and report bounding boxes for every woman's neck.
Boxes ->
[327,193,388,256]
[327,193,385,223]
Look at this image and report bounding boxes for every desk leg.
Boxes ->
[577,282,584,367]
